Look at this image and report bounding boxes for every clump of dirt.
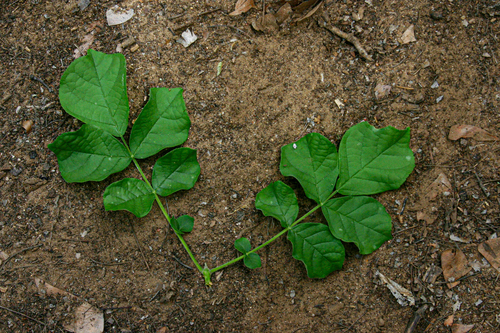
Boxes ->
[0,0,498,332]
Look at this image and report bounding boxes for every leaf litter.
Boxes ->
[478,237,500,272]
[441,248,471,288]
[229,0,257,16]
[448,125,499,141]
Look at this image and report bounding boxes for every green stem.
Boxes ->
[209,189,338,276]
[120,137,204,275]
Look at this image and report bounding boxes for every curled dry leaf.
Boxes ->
[229,0,256,16]
[478,237,500,272]
[451,324,474,333]
[441,249,471,288]
[448,125,499,141]
[64,302,104,333]
[426,173,452,201]
[295,0,323,22]
[376,271,415,306]
[22,119,34,133]
[251,14,279,33]
[35,277,78,298]
[401,24,417,44]
[275,3,293,24]
[444,314,454,327]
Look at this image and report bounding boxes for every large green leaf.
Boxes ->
[255,181,298,228]
[152,148,200,197]
[322,196,392,255]
[103,178,155,218]
[280,133,338,204]
[48,124,132,183]
[337,122,414,195]
[59,50,129,137]
[288,223,345,278]
[171,215,194,235]
[129,88,191,159]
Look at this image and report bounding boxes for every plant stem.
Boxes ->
[120,137,204,275]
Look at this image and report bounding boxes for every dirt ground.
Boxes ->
[1,0,499,332]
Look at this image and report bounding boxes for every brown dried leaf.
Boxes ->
[451,324,474,333]
[35,278,78,299]
[401,24,417,44]
[295,0,323,22]
[22,120,34,133]
[441,249,471,288]
[426,173,452,201]
[478,238,500,272]
[64,302,104,333]
[448,125,499,141]
[293,0,320,14]
[275,3,293,24]
[229,0,256,16]
[444,314,454,327]
[251,14,279,33]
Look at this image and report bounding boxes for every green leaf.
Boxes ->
[255,181,298,228]
[59,50,129,137]
[152,148,200,197]
[244,253,262,269]
[322,196,392,255]
[287,223,345,278]
[171,215,194,235]
[234,237,251,254]
[129,88,191,159]
[337,122,414,195]
[103,178,155,218]
[48,124,132,183]
[280,133,338,204]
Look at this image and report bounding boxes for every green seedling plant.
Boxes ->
[49,50,415,285]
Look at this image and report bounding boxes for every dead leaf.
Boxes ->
[374,83,392,99]
[426,173,452,201]
[441,249,471,288]
[401,24,416,44]
[478,238,500,272]
[157,327,168,333]
[448,125,499,141]
[22,120,34,133]
[229,0,256,16]
[295,0,323,22]
[35,278,78,299]
[275,3,293,24]
[251,14,279,33]
[293,0,320,14]
[74,33,95,59]
[106,5,134,26]
[444,314,454,327]
[376,271,415,306]
[64,302,104,333]
[451,324,474,333]
[417,211,436,224]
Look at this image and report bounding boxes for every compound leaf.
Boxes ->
[255,181,298,228]
[48,124,131,183]
[234,237,251,254]
[171,215,194,235]
[288,223,345,278]
[129,87,191,159]
[280,133,338,204]
[322,196,392,255]
[59,49,129,137]
[152,148,200,197]
[337,122,414,195]
[103,178,155,218]
[244,253,262,269]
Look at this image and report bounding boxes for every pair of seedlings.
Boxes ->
[49,50,414,285]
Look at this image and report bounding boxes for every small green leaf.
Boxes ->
[244,253,262,269]
[234,237,251,254]
[152,148,200,197]
[337,122,415,195]
[171,215,194,235]
[129,87,191,159]
[288,223,345,279]
[59,50,129,137]
[280,133,338,204]
[103,178,155,218]
[255,181,298,228]
[322,196,392,255]
[48,124,132,183]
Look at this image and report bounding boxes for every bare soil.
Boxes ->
[1,0,499,332]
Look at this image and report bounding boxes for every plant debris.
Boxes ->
[229,0,257,16]
[478,238,500,272]
[441,248,471,288]
[448,125,499,141]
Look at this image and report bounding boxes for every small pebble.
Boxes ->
[378,318,385,327]
[430,11,443,20]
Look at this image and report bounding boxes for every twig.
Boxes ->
[29,75,54,93]
[129,221,151,271]
[405,305,428,333]
[89,258,126,266]
[172,255,194,270]
[342,311,365,332]
[0,244,43,270]
[319,19,373,62]
[474,170,490,197]
[0,304,46,326]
